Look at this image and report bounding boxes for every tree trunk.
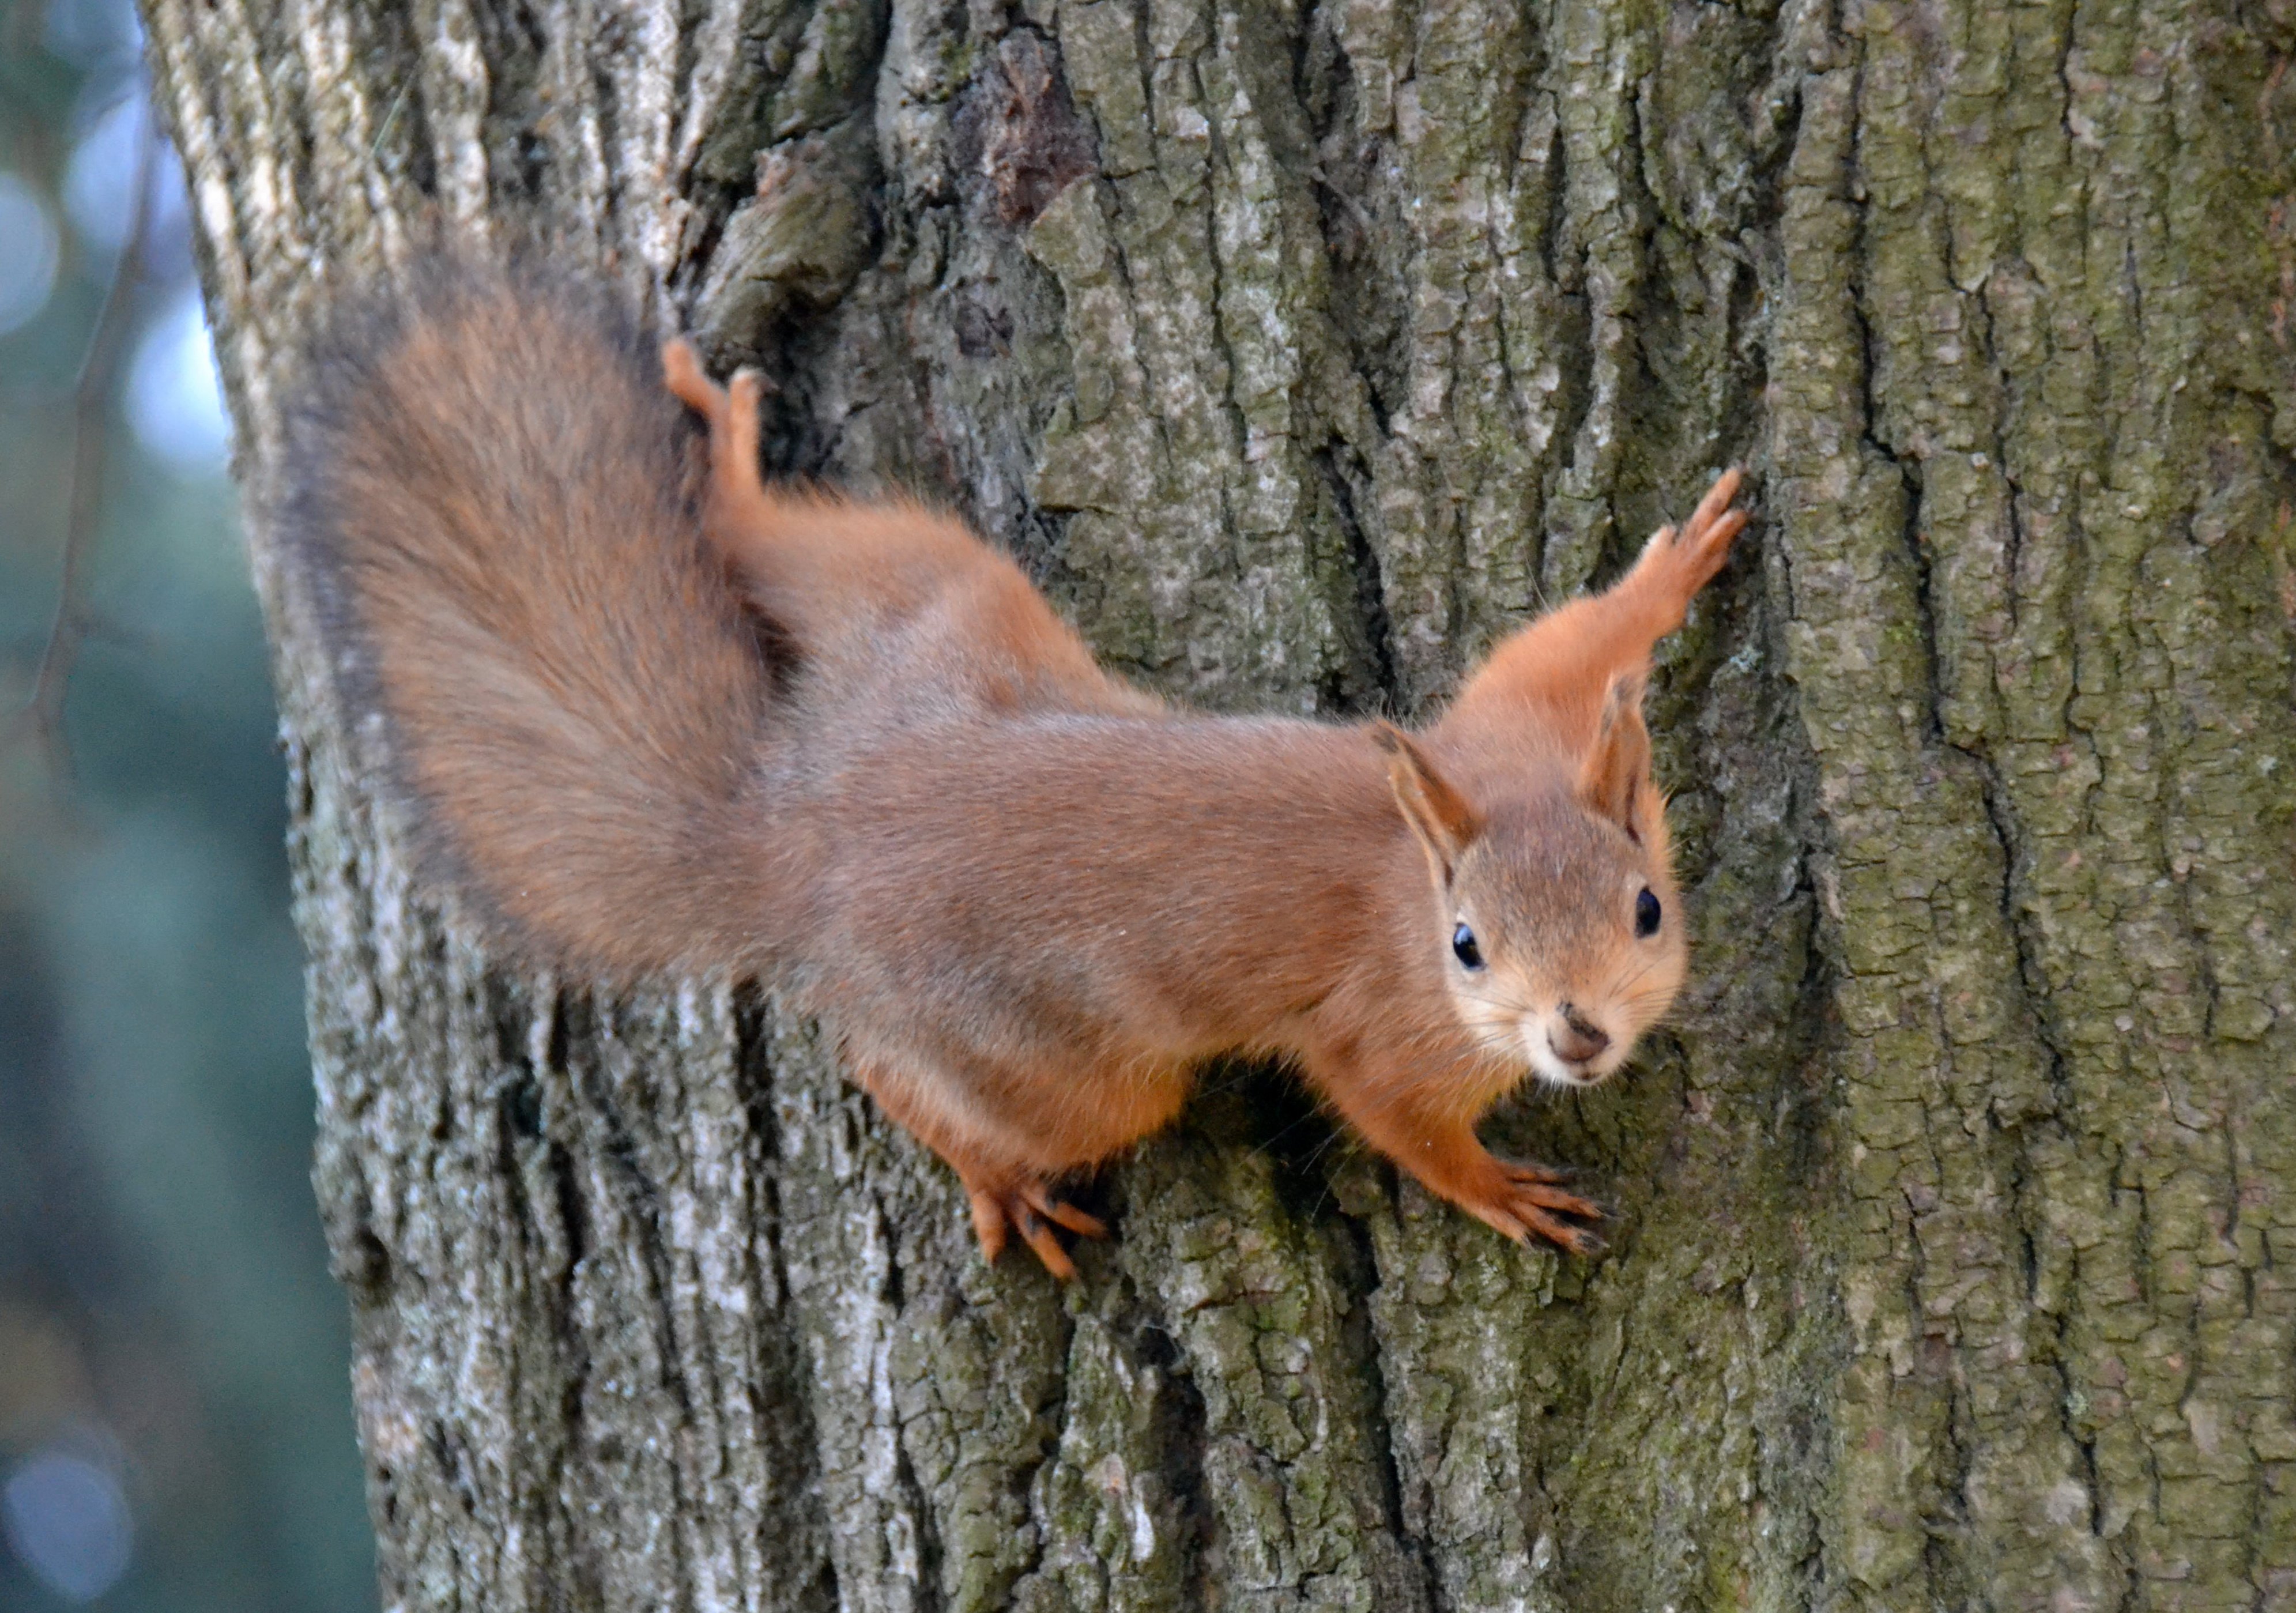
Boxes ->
[140,0,2296,1604]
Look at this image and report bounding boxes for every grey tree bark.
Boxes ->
[140,0,2296,1606]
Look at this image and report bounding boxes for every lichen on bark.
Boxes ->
[141,0,2296,1604]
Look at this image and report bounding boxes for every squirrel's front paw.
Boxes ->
[1637,467,1750,605]
[1464,1160,1605,1257]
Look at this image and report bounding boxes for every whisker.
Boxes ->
[1609,958,1660,998]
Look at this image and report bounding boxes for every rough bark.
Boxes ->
[140,0,2296,1606]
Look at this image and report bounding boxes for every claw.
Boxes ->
[662,340,772,514]
[1530,1212,1603,1258]
[719,371,768,500]
[968,1189,1011,1265]
[1677,470,1750,586]
[1479,1157,1605,1257]
[1633,469,1748,605]
[966,1181,1104,1280]
[1692,507,1749,566]
[1022,1183,1108,1239]
[661,337,718,413]
[1511,1177,1603,1224]
[1023,1214,1079,1280]
[1685,465,1743,538]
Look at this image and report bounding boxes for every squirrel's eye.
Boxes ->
[1452,922,1486,971]
[1634,888,1662,938]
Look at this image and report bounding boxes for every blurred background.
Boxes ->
[0,0,374,1608]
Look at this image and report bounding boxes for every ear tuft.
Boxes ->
[1578,672,1652,838]
[1373,721,1483,883]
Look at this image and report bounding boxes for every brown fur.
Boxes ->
[289,261,1750,1276]
[284,265,794,975]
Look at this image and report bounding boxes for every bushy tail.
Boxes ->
[282,261,785,977]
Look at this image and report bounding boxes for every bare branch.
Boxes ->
[14,97,163,778]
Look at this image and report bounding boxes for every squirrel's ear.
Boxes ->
[1579,670,1652,841]
[1371,721,1483,883]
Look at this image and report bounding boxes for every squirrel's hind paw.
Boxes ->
[661,337,717,413]
[968,1180,1109,1281]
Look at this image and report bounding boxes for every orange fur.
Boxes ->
[289,263,1750,1278]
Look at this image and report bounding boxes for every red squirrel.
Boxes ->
[287,262,1748,1278]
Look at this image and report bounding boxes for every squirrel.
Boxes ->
[285,260,1749,1279]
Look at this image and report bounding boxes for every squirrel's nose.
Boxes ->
[1551,1004,1611,1064]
